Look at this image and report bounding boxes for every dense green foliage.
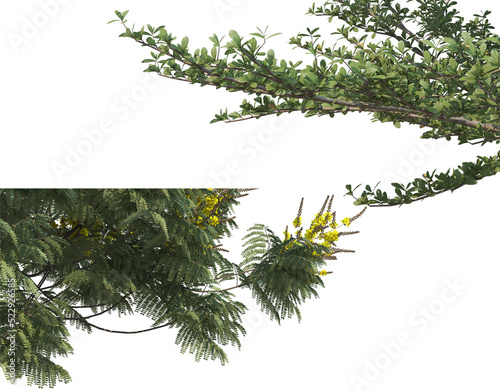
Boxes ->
[0,189,364,387]
[111,0,500,207]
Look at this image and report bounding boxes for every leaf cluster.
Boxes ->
[111,1,500,206]
[0,189,361,387]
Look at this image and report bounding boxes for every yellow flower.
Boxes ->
[292,216,302,228]
[208,216,219,226]
[324,230,339,243]
[341,217,350,227]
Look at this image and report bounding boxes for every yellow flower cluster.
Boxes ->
[281,196,356,282]
[323,230,339,243]
[201,194,220,226]
[188,190,222,228]
[208,215,219,226]
[298,212,348,252]
[292,216,302,228]
[307,268,329,282]
[282,211,340,257]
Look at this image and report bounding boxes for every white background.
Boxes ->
[1,0,500,391]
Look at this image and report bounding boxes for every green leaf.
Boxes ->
[229,30,241,45]
[449,57,458,69]
[423,51,432,64]
[483,64,498,73]
[480,43,487,56]
[459,75,476,83]
[468,43,476,56]
[463,176,478,185]
[421,40,434,48]
[209,34,220,46]
[0,219,19,249]
[397,40,405,53]
[181,36,189,48]
[461,31,472,42]
[267,49,275,62]
[249,32,264,39]
[491,50,499,63]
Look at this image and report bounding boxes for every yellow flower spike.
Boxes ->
[319,270,328,277]
[292,217,302,228]
[341,217,351,227]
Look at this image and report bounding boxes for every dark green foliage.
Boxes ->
[240,225,327,324]
[0,189,343,387]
